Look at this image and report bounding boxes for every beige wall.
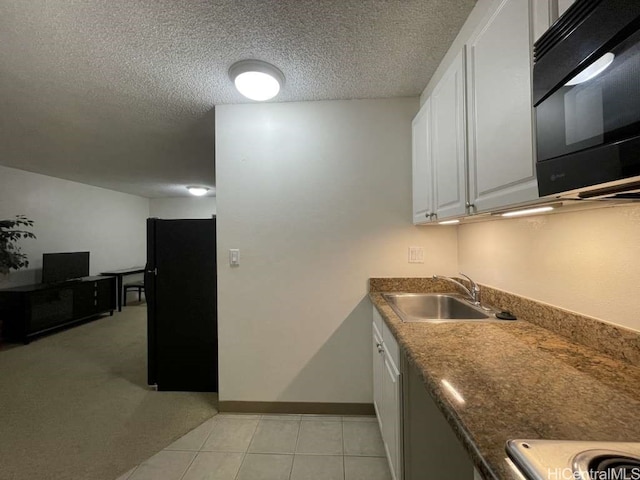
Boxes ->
[215,98,459,404]
[458,204,640,332]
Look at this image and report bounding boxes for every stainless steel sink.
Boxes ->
[382,293,498,322]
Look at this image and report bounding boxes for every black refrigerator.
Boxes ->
[145,218,218,392]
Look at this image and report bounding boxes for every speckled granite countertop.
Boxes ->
[369,281,640,480]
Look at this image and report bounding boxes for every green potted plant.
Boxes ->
[0,215,36,276]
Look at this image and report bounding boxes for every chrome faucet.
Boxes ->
[433,273,481,305]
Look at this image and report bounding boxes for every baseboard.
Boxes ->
[218,401,375,416]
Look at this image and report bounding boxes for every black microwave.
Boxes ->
[533,0,640,199]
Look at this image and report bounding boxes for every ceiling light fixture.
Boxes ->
[565,52,615,86]
[501,206,554,217]
[229,60,285,101]
[438,219,460,225]
[187,186,210,197]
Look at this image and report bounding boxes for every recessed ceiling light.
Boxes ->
[187,186,209,196]
[229,60,285,101]
[501,206,554,217]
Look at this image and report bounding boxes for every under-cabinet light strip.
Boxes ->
[501,206,554,217]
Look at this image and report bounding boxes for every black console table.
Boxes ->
[0,276,116,344]
[99,266,145,312]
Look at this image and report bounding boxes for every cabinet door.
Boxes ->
[95,278,115,311]
[432,48,468,220]
[412,99,434,224]
[382,352,402,480]
[30,289,74,332]
[531,0,552,42]
[403,355,474,480]
[467,0,538,213]
[72,282,96,318]
[372,323,384,423]
[557,0,576,17]
[532,1,577,44]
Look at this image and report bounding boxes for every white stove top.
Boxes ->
[506,439,640,480]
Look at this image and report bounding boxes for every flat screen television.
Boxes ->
[42,252,90,283]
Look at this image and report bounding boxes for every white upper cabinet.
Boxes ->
[531,0,552,42]
[412,99,434,224]
[557,0,576,17]
[432,48,467,220]
[532,0,578,42]
[466,0,538,213]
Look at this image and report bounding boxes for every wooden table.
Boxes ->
[99,266,145,312]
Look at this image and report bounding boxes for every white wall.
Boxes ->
[149,197,216,219]
[458,204,640,332]
[0,165,149,287]
[216,98,458,404]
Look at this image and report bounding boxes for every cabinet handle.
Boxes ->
[425,212,431,218]
[466,202,475,209]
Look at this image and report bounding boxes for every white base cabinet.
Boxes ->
[372,307,402,480]
[373,306,477,480]
[402,354,475,480]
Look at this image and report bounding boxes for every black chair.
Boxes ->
[123,280,145,306]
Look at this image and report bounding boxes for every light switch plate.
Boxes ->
[229,249,240,266]
[408,246,424,263]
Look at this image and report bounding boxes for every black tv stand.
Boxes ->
[0,276,116,344]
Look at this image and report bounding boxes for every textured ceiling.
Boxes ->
[0,0,476,198]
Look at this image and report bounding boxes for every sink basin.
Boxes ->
[382,293,495,322]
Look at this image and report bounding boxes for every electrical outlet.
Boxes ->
[408,247,424,263]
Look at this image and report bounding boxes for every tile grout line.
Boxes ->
[288,417,303,479]
[123,465,138,480]
[232,416,261,480]
[192,413,220,453]
[197,415,219,451]
[245,418,259,454]
[235,415,262,480]
[177,451,199,480]
[232,453,246,480]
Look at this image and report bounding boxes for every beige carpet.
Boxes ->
[0,303,218,480]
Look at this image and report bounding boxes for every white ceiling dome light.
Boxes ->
[229,60,285,101]
[187,186,210,196]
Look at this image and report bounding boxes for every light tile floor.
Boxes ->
[116,414,391,480]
